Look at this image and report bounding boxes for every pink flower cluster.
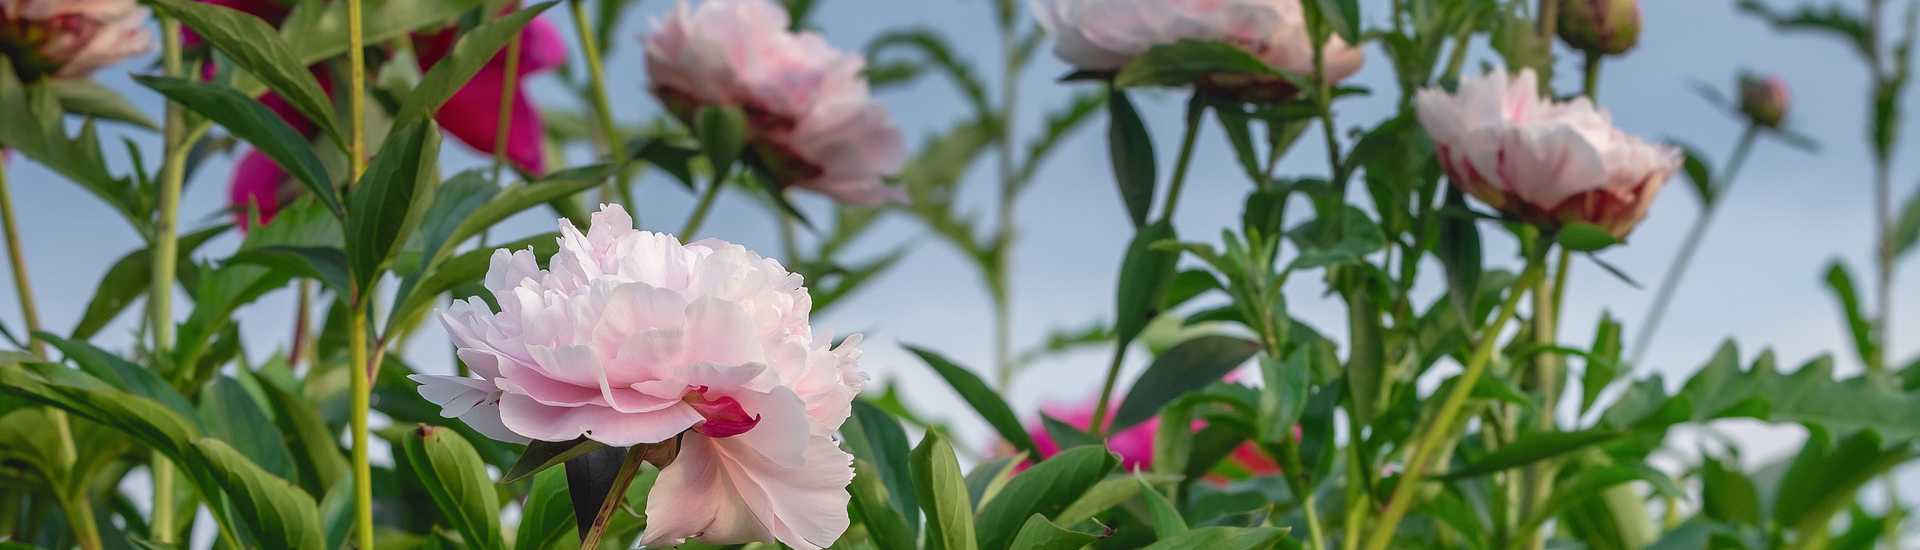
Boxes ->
[416,205,866,549]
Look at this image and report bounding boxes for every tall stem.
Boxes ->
[345,0,373,546]
[2,152,91,549]
[1362,254,1549,550]
[988,8,1021,390]
[679,179,724,237]
[146,14,193,545]
[579,446,649,550]
[570,0,633,206]
[1523,248,1567,550]
[1630,125,1760,366]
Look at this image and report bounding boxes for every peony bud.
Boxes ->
[0,0,152,81]
[1557,0,1641,56]
[1738,74,1789,128]
[1415,68,1680,239]
[1035,0,1364,102]
[415,204,866,550]
[644,0,907,206]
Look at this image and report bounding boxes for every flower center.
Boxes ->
[683,386,759,438]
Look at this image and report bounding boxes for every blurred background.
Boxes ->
[2,0,1917,506]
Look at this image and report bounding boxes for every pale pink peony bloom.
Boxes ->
[0,0,153,80]
[643,0,906,206]
[413,204,864,550]
[1414,68,1680,239]
[1033,0,1363,101]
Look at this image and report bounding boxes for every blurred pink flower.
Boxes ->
[1025,391,1284,478]
[181,0,286,50]
[1033,0,1363,101]
[1414,68,1680,239]
[413,14,566,175]
[228,149,287,230]
[643,0,907,206]
[413,204,865,550]
[0,0,153,80]
[1739,74,1789,129]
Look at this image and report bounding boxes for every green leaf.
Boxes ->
[1440,429,1623,479]
[192,438,327,550]
[1257,352,1310,445]
[403,426,505,550]
[911,432,978,550]
[1309,0,1362,43]
[1737,0,1872,55]
[36,333,196,422]
[440,164,610,264]
[1773,427,1913,535]
[1112,335,1260,431]
[975,446,1119,549]
[135,75,341,218]
[1139,475,1187,538]
[1054,472,1182,526]
[841,400,919,534]
[409,170,499,273]
[71,225,225,340]
[1556,222,1621,252]
[1437,188,1483,326]
[390,233,561,337]
[1106,88,1157,227]
[149,0,342,147]
[255,379,344,497]
[1582,312,1624,413]
[1680,344,1920,438]
[965,454,1024,510]
[227,245,352,299]
[865,29,992,117]
[1007,514,1101,550]
[1677,144,1716,207]
[1138,526,1291,550]
[1115,221,1180,347]
[1288,206,1386,269]
[1040,414,1102,451]
[907,345,1039,457]
[345,121,440,290]
[50,79,156,129]
[281,0,487,66]
[850,458,918,550]
[1519,465,1640,535]
[1824,262,1878,367]
[513,467,576,550]
[1893,188,1920,259]
[198,376,298,481]
[1699,457,1761,526]
[502,436,606,484]
[1116,40,1279,88]
[1343,288,1386,426]
[0,61,143,228]
[695,105,748,184]
[392,2,557,128]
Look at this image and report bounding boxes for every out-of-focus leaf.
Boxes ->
[1437,188,1483,326]
[403,426,504,550]
[1676,143,1715,207]
[1822,262,1879,371]
[50,79,156,129]
[694,105,748,183]
[965,454,1024,510]
[1556,222,1621,252]
[0,60,144,228]
[1116,40,1279,88]
[1112,335,1260,431]
[1440,429,1623,479]
[71,225,226,340]
[1007,514,1101,550]
[1893,188,1920,258]
[514,467,575,550]
[1582,312,1623,414]
[1140,475,1187,538]
[198,376,297,480]
[256,379,344,497]
[912,432,978,550]
[1738,0,1871,55]
[866,29,991,117]
[842,400,919,534]
[136,75,342,218]
[149,0,342,146]
[1019,90,1106,187]
[1343,287,1385,426]
[192,437,327,549]
[850,458,918,550]
[974,446,1118,549]
[1137,526,1291,550]
[36,333,195,421]
[281,0,487,66]
[1055,472,1181,526]
[1678,344,1920,437]
[1700,457,1761,526]
[1106,88,1157,227]
[1773,427,1913,536]
[907,345,1039,457]
[1116,221,1180,347]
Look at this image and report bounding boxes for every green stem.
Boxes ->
[1523,248,1568,550]
[1629,125,1760,367]
[348,301,373,550]
[1157,99,1205,223]
[989,4,1021,390]
[1087,350,1126,436]
[579,445,649,550]
[569,0,632,207]
[491,9,524,185]
[1362,253,1549,550]
[58,493,101,550]
[1537,0,1559,43]
[147,13,192,544]
[1582,53,1601,99]
[680,179,724,237]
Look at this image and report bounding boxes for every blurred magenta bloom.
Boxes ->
[180,0,286,50]
[228,149,286,229]
[644,0,907,206]
[413,14,566,176]
[0,0,153,80]
[414,205,866,550]
[1033,0,1363,102]
[1415,68,1680,239]
[1026,392,1284,478]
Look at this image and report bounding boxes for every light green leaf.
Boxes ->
[1007,514,1101,550]
[1138,526,1291,550]
[404,426,504,550]
[912,432,978,550]
[975,446,1118,549]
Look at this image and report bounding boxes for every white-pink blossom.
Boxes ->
[644,0,906,206]
[1034,0,1363,101]
[0,0,153,80]
[414,204,864,549]
[1415,68,1680,238]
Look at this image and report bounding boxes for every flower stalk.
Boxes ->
[1631,124,1760,366]
[570,0,633,206]
[345,0,373,546]
[146,12,193,545]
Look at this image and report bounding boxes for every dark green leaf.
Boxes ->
[227,245,351,299]
[912,432,978,550]
[255,379,344,497]
[1041,414,1102,450]
[1112,335,1260,431]
[975,446,1118,549]
[36,333,196,422]
[502,437,605,484]
[1257,352,1310,445]
[345,122,440,290]
[1438,188,1483,327]
[404,426,504,550]
[1344,288,1385,426]
[1107,88,1157,227]
[1115,221,1179,347]
[695,105,748,184]
[1699,457,1760,526]
[149,0,342,147]
[1823,263,1878,371]
[1678,144,1715,207]
[1893,188,1920,259]
[850,458,918,550]
[841,400,918,535]
[1140,476,1187,538]
[198,376,297,480]
[513,467,576,550]
[1441,429,1623,479]
[907,345,1040,457]
[1116,40,1278,88]
[71,225,225,340]
[1309,0,1362,43]
[136,75,341,217]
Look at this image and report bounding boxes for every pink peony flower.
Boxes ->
[0,0,153,80]
[1414,68,1680,239]
[643,0,907,206]
[413,204,865,550]
[1033,0,1363,102]
[413,14,566,176]
[228,149,287,229]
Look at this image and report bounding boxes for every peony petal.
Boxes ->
[435,65,546,175]
[642,431,853,550]
[497,392,700,446]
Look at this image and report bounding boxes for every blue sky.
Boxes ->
[3,0,1918,480]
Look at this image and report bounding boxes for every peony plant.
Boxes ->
[0,0,1913,549]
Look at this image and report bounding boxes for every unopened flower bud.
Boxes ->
[1738,74,1789,128]
[1558,0,1642,56]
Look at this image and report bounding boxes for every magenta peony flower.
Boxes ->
[228,149,287,229]
[643,0,907,206]
[413,204,865,550]
[0,0,153,80]
[413,14,566,176]
[1033,0,1363,101]
[1414,68,1680,239]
